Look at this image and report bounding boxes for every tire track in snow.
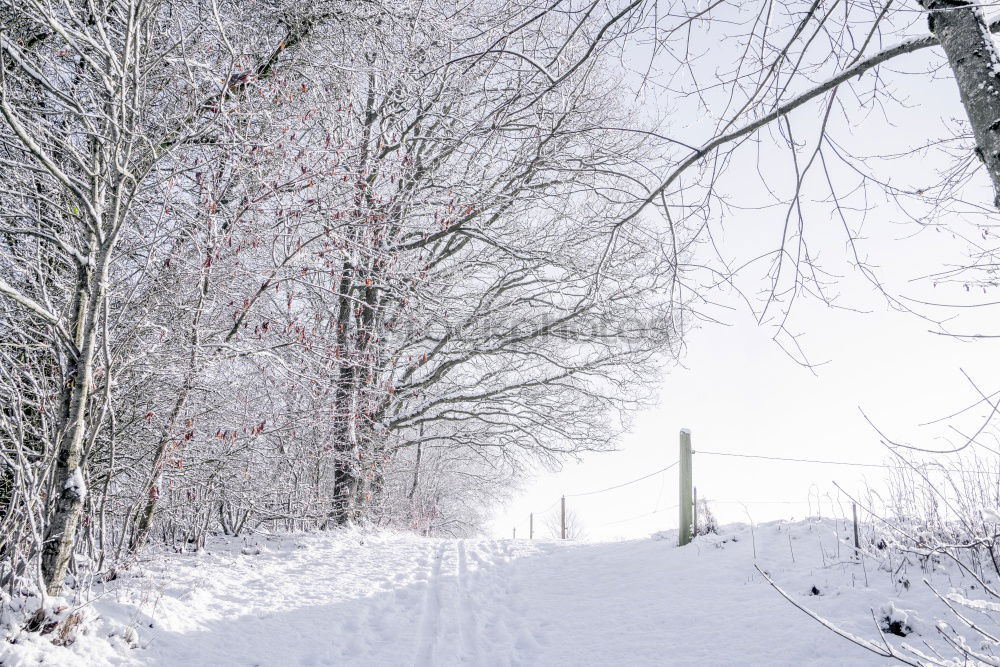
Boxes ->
[456,540,481,664]
[413,542,446,667]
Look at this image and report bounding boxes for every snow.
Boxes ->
[1,520,983,665]
[64,467,86,501]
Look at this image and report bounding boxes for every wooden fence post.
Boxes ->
[530,513,534,540]
[561,495,566,540]
[679,429,693,546]
[852,502,860,556]
[693,486,698,537]
[513,527,516,540]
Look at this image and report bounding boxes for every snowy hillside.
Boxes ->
[2,518,978,666]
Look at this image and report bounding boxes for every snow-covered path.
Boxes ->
[14,522,927,665]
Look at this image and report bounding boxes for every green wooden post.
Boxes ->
[679,429,693,546]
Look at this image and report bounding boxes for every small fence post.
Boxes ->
[693,486,698,537]
[679,429,693,546]
[852,502,860,557]
[529,513,534,540]
[561,495,566,540]
[513,527,516,540]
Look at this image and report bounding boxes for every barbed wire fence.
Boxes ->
[510,461,680,539]
[509,430,1000,544]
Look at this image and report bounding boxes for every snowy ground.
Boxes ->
[1,519,973,665]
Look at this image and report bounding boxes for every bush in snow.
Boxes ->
[878,602,912,638]
[695,498,718,536]
[785,450,1000,664]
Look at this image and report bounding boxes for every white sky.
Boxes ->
[489,16,1000,541]
[490,289,1000,540]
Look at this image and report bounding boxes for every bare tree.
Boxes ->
[0,0,682,605]
[589,1,1000,353]
[544,508,587,540]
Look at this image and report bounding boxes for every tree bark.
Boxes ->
[330,73,379,525]
[129,386,189,556]
[408,439,422,501]
[41,255,103,595]
[922,0,1000,207]
[331,260,358,525]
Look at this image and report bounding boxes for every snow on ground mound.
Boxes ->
[0,520,967,665]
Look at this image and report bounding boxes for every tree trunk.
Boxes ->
[922,0,1000,207]
[41,258,102,595]
[331,262,358,525]
[129,386,189,556]
[408,439,422,501]
[129,251,209,556]
[329,73,378,525]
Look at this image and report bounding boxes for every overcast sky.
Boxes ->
[490,286,1000,540]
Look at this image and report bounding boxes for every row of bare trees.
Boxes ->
[5,4,1000,660]
[0,0,681,597]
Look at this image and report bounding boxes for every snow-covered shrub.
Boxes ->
[878,602,913,638]
[875,455,1000,664]
[695,498,718,536]
[810,453,1000,664]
